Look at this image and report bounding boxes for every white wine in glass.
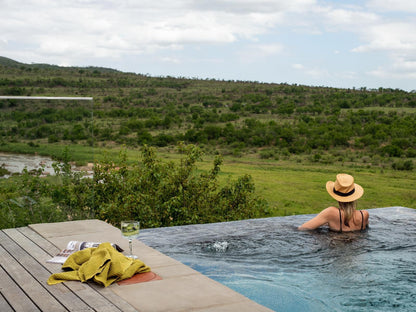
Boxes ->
[121,221,140,259]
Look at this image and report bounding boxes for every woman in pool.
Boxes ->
[299,173,369,232]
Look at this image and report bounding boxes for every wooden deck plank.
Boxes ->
[2,228,97,312]
[0,244,64,311]
[17,227,60,257]
[17,227,139,312]
[0,295,14,312]
[0,293,14,312]
[0,265,40,312]
[0,231,67,312]
[1,228,136,312]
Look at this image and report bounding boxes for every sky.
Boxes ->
[1,0,416,91]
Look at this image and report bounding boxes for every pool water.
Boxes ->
[139,207,416,312]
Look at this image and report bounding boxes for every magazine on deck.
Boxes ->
[47,241,123,264]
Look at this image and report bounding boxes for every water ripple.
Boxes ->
[140,207,416,312]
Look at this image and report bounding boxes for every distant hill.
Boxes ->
[0,56,120,73]
[0,56,24,67]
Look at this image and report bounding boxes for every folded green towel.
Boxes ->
[47,242,151,287]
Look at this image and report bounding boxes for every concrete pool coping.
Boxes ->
[29,219,274,312]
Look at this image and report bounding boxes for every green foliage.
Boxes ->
[0,164,10,176]
[0,170,67,229]
[0,147,95,229]
[0,58,415,228]
[392,160,414,171]
[0,143,269,229]
[1,58,415,170]
[94,144,269,227]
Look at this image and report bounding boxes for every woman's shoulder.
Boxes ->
[323,206,340,214]
[319,206,340,218]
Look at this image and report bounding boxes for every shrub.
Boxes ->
[48,134,60,143]
[259,149,276,159]
[380,145,403,157]
[0,144,268,229]
[94,143,269,227]
[0,164,11,177]
[0,169,68,229]
[392,160,414,171]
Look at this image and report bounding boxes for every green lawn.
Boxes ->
[194,156,416,216]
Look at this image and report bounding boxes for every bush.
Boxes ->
[392,160,414,171]
[259,149,276,159]
[381,145,403,157]
[48,134,60,143]
[0,169,69,229]
[0,143,269,229]
[0,147,95,229]
[94,143,269,227]
[0,164,10,177]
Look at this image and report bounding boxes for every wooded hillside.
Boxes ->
[1,56,415,170]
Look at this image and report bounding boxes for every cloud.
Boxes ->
[317,6,380,31]
[292,63,304,70]
[161,57,181,64]
[237,43,284,63]
[366,0,416,12]
[336,71,357,80]
[257,43,284,55]
[351,20,416,79]
[0,0,293,64]
[0,0,386,63]
[368,56,416,79]
[190,0,317,14]
[0,0,415,90]
[351,21,416,53]
[292,63,329,78]
[307,4,416,83]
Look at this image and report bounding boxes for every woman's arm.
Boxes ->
[298,208,332,230]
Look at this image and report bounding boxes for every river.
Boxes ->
[0,152,93,178]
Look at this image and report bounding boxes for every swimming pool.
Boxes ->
[139,207,416,311]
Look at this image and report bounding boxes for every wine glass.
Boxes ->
[121,220,140,259]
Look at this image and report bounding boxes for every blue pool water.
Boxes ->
[139,207,416,311]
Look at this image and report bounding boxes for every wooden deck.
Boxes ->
[0,226,137,312]
[0,220,274,312]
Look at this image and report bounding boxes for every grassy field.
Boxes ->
[193,155,416,216]
[91,145,416,216]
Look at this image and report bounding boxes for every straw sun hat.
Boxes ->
[326,174,364,202]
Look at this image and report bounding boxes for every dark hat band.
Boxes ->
[333,187,355,197]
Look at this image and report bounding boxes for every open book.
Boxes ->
[47,241,123,264]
